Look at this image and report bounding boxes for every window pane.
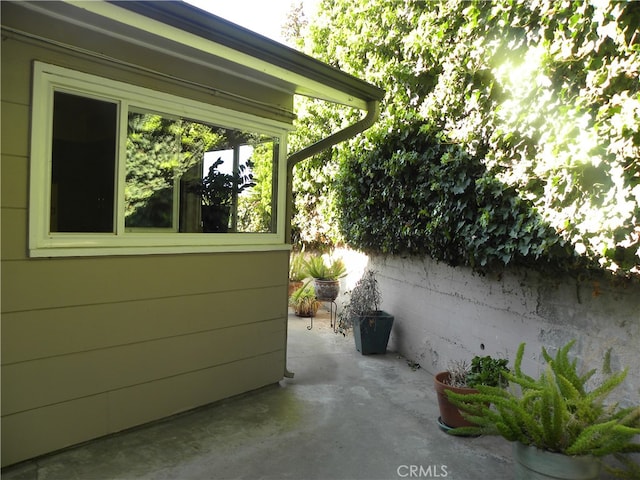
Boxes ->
[196,132,276,233]
[50,92,117,232]
[235,140,277,233]
[125,112,183,230]
[126,110,277,233]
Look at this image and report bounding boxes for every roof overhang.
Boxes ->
[8,0,384,111]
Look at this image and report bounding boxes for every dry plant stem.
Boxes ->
[447,360,470,387]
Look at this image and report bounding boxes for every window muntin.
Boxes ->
[30,62,289,257]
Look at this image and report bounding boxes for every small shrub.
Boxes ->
[338,270,381,334]
[444,356,509,388]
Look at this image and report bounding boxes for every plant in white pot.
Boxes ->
[338,270,394,355]
[447,341,640,480]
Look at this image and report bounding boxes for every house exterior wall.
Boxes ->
[1,23,290,467]
[369,255,640,407]
[1,2,294,122]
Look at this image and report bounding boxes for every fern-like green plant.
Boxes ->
[446,341,640,458]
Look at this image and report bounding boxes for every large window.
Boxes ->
[30,63,289,257]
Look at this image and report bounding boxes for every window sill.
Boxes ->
[29,238,290,258]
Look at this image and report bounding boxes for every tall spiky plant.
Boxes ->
[447,341,640,458]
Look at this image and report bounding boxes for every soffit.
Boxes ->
[5,0,384,110]
[110,1,385,107]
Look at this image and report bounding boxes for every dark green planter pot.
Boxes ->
[352,311,394,355]
[513,443,601,480]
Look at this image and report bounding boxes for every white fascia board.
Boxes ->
[62,1,370,110]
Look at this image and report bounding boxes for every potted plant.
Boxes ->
[303,254,347,301]
[447,341,640,480]
[288,281,320,318]
[288,251,306,297]
[434,355,509,432]
[433,355,509,432]
[338,270,394,355]
[193,157,255,232]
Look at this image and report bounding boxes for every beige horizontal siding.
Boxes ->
[1,101,29,158]
[1,393,110,468]
[1,207,27,260]
[1,351,284,467]
[0,45,30,107]
[106,351,285,431]
[1,155,28,210]
[1,251,289,466]
[3,317,285,415]
[2,251,288,312]
[2,286,285,364]
[1,24,292,467]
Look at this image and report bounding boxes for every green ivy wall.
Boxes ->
[293,0,640,278]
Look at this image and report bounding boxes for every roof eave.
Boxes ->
[94,0,384,109]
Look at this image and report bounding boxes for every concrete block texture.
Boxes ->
[368,255,640,408]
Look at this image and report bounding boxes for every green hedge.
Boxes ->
[337,122,580,273]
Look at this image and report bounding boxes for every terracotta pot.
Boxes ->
[288,281,304,297]
[433,371,479,429]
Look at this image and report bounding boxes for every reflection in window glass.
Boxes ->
[125,113,182,230]
[125,110,277,233]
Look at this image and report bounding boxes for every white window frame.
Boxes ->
[29,62,291,257]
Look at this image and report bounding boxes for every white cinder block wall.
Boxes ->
[345,254,640,407]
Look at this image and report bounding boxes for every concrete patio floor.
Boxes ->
[3,310,515,480]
